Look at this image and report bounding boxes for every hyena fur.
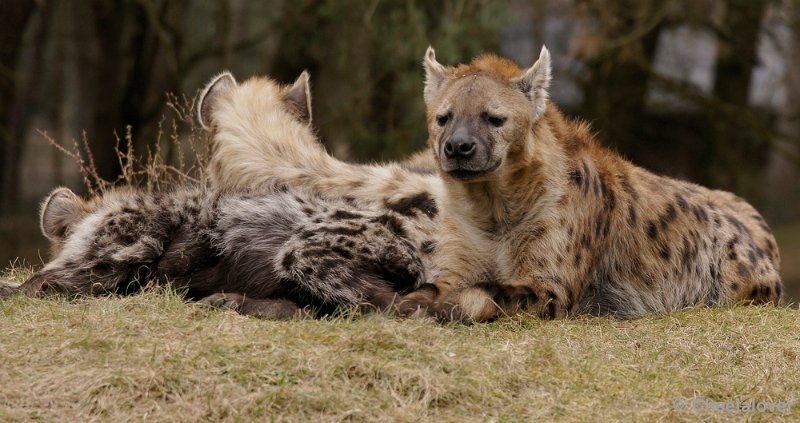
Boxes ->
[3,185,428,318]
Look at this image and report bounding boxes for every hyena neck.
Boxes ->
[446,114,568,232]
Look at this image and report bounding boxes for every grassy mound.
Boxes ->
[1,268,798,422]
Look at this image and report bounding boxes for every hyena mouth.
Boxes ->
[445,161,502,181]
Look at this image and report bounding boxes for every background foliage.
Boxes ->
[1,0,799,296]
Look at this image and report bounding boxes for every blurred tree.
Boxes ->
[266,0,510,161]
[0,2,36,213]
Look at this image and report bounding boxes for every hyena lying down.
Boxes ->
[1,185,428,318]
[198,71,444,284]
[401,46,784,320]
[201,57,782,321]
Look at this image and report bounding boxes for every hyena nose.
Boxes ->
[443,138,476,159]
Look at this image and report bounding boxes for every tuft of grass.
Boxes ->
[2,270,799,422]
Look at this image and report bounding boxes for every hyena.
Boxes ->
[397,46,783,321]
[2,185,428,318]
[198,71,444,282]
[199,65,781,322]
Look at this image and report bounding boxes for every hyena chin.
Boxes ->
[4,185,430,319]
[398,46,783,322]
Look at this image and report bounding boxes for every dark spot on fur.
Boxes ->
[647,222,658,239]
[569,169,583,188]
[331,246,354,260]
[302,207,314,217]
[676,194,688,211]
[731,282,738,291]
[332,210,363,220]
[326,225,366,236]
[581,234,591,249]
[659,244,671,260]
[421,240,436,254]
[281,251,295,270]
[574,252,582,266]
[372,214,407,238]
[385,193,438,218]
[737,262,749,277]
[628,206,637,224]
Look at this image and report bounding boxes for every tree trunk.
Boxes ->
[0,2,36,212]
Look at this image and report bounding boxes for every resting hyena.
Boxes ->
[198,71,444,281]
[398,46,783,321]
[2,185,428,318]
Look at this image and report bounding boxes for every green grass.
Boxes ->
[1,269,798,422]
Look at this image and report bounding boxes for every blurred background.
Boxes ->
[1,0,798,300]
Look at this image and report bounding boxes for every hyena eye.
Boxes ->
[436,114,450,127]
[486,115,506,128]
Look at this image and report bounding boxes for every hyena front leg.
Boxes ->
[417,276,576,323]
[199,293,311,320]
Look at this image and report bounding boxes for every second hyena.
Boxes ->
[400,46,783,321]
[4,185,429,318]
[198,71,444,282]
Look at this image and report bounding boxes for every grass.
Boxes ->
[1,268,799,422]
[774,223,800,301]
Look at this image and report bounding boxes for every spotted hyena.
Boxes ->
[396,46,783,321]
[199,65,781,322]
[3,184,429,318]
[198,71,444,281]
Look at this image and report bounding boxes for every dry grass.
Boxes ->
[1,268,798,422]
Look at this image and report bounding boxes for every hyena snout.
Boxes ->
[440,126,496,180]
[443,135,476,159]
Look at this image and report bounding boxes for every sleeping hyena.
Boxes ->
[2,185,429,318]
[398,46,783,321]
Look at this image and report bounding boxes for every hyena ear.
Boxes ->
[513,46,552,120]
[40,187,85,241]
[198,71,237,130]
[283,71,312,124]
[423,46,448,104]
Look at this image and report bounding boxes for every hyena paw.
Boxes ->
[198,293,310,320]
[0,280,20,298]
[393,283,440,317]
[198,292,246,311]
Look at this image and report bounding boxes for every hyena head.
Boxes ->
[198,70,314,191]
[422,46,552,182]
[21,187,166,296]
[198,70,312,130]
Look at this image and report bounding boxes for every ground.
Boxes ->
[1,266,798,422]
